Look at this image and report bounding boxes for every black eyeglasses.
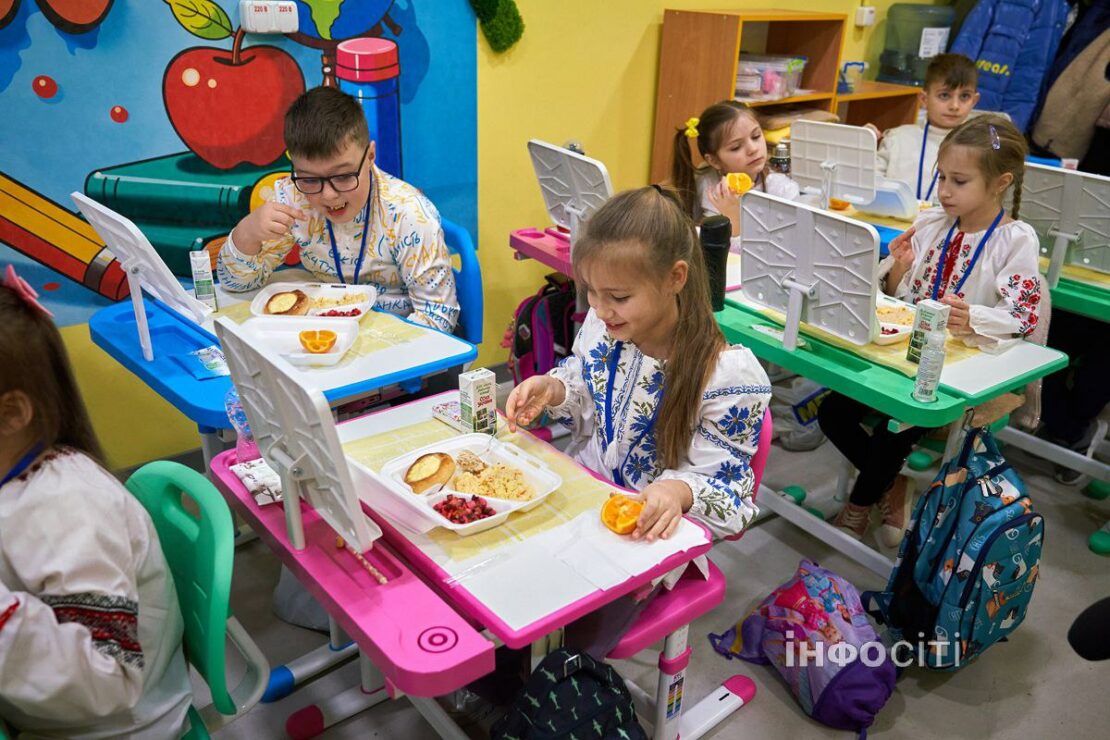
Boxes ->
[290,144,370,195]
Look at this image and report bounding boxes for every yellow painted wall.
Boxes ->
[62,325,200,470]
[77,1,939,467]
[474,0,939,367]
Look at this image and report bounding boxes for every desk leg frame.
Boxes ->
[264,618,358,703]
[622,624,755,740]
[286,652,389,739]
[759,484,895,577]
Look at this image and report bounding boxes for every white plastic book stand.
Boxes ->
[741,191,880,351]
[1021,163,1110,288]
[791,120,878,211]
[527,139,613,248]
[215,317,380,552]
[71,192,212,361]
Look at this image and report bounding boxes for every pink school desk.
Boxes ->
[510,226,743,290]
[209,395,713,732]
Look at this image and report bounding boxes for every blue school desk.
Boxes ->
[717,290,1068,576]
[88,297,477,462]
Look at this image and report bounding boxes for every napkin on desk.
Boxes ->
[229,457,283,506]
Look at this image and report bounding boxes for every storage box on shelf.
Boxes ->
[650,9,920,183]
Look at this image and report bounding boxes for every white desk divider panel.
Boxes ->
[791,121,917,220]
[72,192,213,361]
[527,139,614,246]
[215,317,381,553]
[790,120,877,209]
[1021,162,1110,287]
[741,191,881,351]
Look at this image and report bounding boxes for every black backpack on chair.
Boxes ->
[491,649,647,740]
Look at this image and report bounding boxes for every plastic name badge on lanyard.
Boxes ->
[602,342,661,487]
[930,208,1005,300]
[326,200,372,285]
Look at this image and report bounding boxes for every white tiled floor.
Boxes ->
[210,439,1109,739]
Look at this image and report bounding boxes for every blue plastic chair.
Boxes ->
[442,218,483,345]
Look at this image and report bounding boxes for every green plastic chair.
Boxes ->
[125,461,268,738]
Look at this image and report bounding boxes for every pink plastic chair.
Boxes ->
[606,410,771,740]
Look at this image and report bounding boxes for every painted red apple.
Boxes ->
[163,37,304,169]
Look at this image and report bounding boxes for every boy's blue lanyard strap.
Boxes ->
[917,122,939,202]
[930,208,1005,300]
[326,199,371,285]
[1,444,44,488]
[603,342,662,487]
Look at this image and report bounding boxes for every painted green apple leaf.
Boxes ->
[165,0,235,41]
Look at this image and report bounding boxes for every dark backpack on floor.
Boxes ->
[491,649,647,740]
[506,274,577,384]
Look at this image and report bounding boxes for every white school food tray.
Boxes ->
[373,434,563,536]
[874,295,914,345]
[238,316,359,367]
[249,282,377,318]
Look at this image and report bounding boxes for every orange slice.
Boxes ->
[299,329,337,354]
[829,198,850,210]
[726,172,753,195]
[601,494,644,535]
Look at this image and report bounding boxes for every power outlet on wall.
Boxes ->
[239,1,299,34]
[855,5,877,28]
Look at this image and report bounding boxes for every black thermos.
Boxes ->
[700,215,731,312]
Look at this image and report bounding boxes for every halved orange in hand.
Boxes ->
[601,494,644,535]
[299,329,337,354]
[726,172,753,195]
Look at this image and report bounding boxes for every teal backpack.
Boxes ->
[865,428,1044,670]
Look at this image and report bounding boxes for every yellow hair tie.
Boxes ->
[684,117,700,139]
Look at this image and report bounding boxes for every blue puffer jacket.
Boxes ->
[949,0,1070,131]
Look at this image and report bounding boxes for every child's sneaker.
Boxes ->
[832,502,872,540]
[877,475,911,548]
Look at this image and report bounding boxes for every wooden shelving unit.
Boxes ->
[650,9,920,183]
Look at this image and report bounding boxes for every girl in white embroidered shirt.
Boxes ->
[506,187,772,544]
[670,101,800,247]
[0,268,192,737]
[883,114,1042,349]
[819,116,1042,543]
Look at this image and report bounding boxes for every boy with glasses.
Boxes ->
[217,86,459,333]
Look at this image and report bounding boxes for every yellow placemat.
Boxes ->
[211,300,254,324]
[843,206,915,232]
[346,312,426,358]
[343,419,615,563]
[746,301,980,377]
[1038,256,1110,290]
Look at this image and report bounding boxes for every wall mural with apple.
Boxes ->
[0,0,476,327]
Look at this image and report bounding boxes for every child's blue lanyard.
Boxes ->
[917,122,940,202]
[1,444,44,487]
[603,342,661,487]
[930,208,1005,300]
[326,199,371,285]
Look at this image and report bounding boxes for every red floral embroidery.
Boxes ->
[1001,273,1041,336]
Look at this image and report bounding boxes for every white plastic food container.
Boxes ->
[874,322,913,345]
[249,282,377,319]
[239,316,360,367]
[373,434,563,536]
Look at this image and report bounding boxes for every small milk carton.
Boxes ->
[189,250,218,311]
[906,299,951,363]
[459,368,497,435]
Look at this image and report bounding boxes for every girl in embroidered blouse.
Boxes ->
[0,268,192,737]
[819,115,1042,544]
[670,101,800,245]
[506,187,772,544]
